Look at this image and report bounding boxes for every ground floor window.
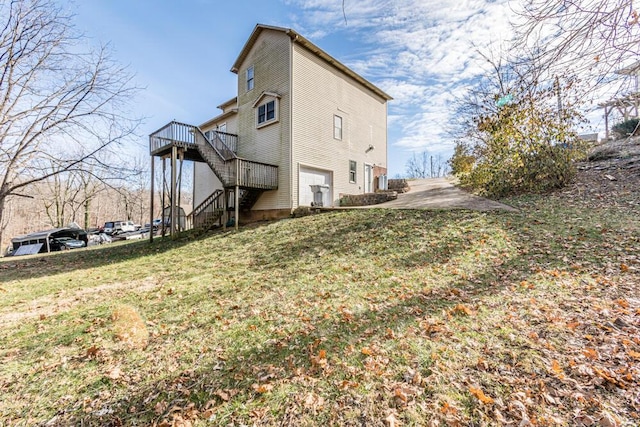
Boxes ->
[349,160,357,183]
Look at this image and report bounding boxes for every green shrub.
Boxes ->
[451,99,587,198]
[611,118,640,138]
[449,142,475,175]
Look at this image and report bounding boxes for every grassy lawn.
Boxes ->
[1,190,638,426]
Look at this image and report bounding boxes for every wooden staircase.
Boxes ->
[189,189,225,232]
[150,121,278,231]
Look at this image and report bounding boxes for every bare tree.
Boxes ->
[405,152,429,179]
[40,166,76,228]
[0,0,140,247]
[515,0,639,84]
[405,151,450,178]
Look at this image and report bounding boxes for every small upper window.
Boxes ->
[349,160,357,183]
[334,115,342,140]
[257,100,276,126]
[246,66,254,91]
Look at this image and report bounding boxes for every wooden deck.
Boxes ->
[149,121,278,190]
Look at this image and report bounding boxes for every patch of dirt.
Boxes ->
[0,277,161,326]
[561,136,640,206]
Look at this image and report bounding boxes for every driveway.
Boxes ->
[375,178,518,211]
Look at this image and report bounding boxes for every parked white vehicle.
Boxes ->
[120,221,136,233]
[103,220,136,235]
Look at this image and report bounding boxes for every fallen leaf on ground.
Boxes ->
[469,385,494,404]
[252,383,273,394]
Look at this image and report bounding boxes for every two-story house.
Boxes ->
[150,24,392,230]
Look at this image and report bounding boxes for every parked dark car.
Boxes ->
[49,236,86,251]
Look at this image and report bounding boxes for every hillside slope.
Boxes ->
[1,159,639,426]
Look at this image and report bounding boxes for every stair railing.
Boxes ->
[189,189,225,230]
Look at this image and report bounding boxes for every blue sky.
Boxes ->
[68,0,519,176]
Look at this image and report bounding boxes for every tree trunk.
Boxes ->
[84,197,91,230]
[0,193,6,254]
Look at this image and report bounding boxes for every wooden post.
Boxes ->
[223,189,228,230]
[149,153,154,243]
[177,149,184,232]
[171,145,178,239]
[234,187,239,231]
[235,159,240,231]
[161,157,166,236]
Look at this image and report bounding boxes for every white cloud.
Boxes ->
[286,0,516,168]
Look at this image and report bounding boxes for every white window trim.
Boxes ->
[256,99,278,128]
[334,115,343,140]
[349,160,357,183]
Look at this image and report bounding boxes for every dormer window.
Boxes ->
[246,66,254,91]
[253,91,281,128]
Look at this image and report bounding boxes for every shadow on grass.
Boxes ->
[11,204,629,425]
[0,231,210,283]
[63,210,597,425]
[244,209,485,270]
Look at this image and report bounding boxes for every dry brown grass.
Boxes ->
[112,305,149,349]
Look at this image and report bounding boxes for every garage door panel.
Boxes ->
[299,167,332,207]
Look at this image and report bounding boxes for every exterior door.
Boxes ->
[364,164,373,193]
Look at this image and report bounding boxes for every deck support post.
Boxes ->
[223,189,229,230]
[235,159,240,231]
[161,157,167,236]
[171,145,178,239]
[149,152,155,243]
[234,186,239,232]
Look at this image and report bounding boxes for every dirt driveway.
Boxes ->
[375,178,518,211]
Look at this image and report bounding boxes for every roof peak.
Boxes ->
[230,24,392,101]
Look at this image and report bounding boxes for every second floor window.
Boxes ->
[257,100,276,125]
[246,66,254,91]
[334,115,342,140]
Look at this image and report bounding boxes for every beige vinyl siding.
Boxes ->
[202,113,238,135]
[291,43,387,207]
[236,29,291,210]
[193,163,223,208]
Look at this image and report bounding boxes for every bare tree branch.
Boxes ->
[514,0,639,95]
[0,0,142,247]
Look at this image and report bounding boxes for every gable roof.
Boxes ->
[217,97,238,110]
[200,97,238,128]
[252,91,281,108]
[231,24,392,101]
[199,108,237,129]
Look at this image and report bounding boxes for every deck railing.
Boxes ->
[237,159,279,189]
[149,121,278,190]
[150,121,197,153]
[213,131,238,155]
[197,128,236,162]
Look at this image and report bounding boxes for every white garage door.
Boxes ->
[299,166,332,207]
